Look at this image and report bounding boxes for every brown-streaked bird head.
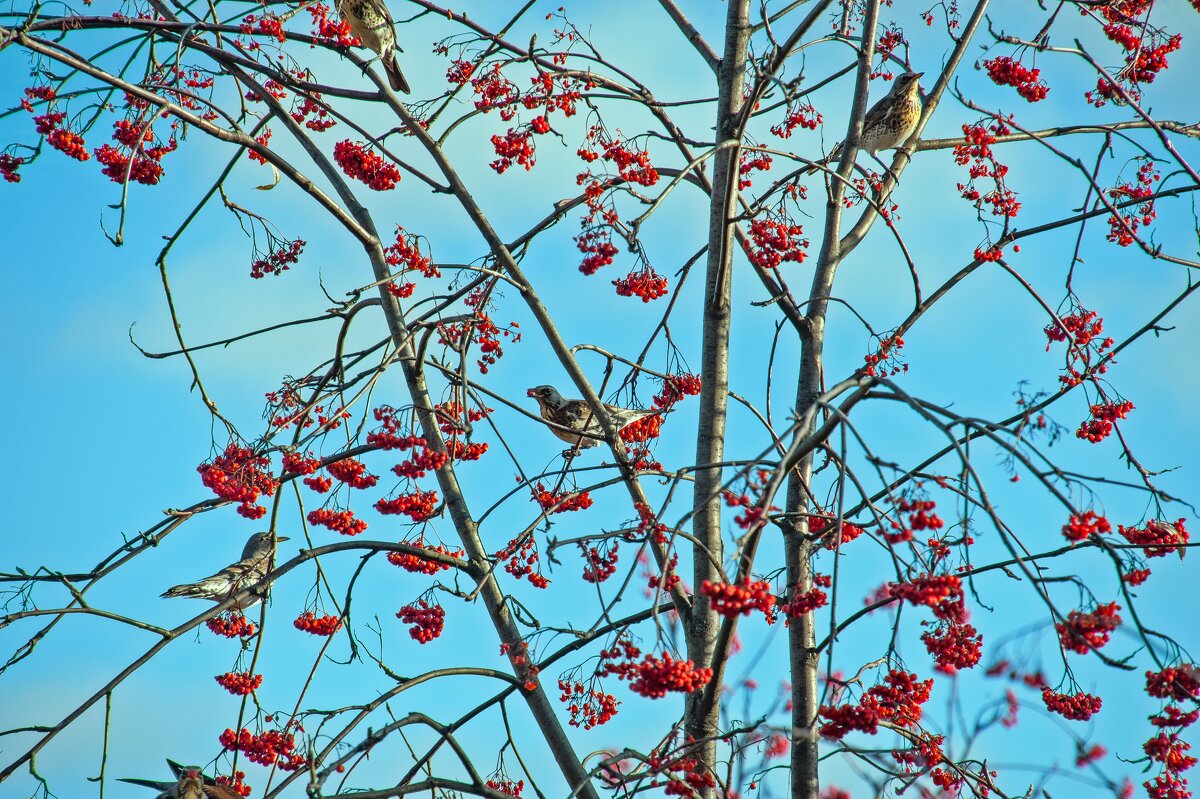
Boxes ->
[894,71,924,93]
[527,385,565,408]
[240,531,288,561]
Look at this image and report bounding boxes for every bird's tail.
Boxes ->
[383,50,410,94]
[161,583,203,599]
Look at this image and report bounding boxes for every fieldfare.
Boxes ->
[527,385,662,452]
[161,532,288,609]
[803,71,924,174]
[118,761,241,799]
[337,0,410,93]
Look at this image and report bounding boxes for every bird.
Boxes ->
[118,761,242,799]
[336,0,411,93]
[161,532,288,609]
[526,385,664,451]
[802,71,924,175]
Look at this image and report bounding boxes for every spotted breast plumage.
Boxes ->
[803,71,924,174]
[337,0,410,93]
[161,532,288,610]
[527,385,662,451]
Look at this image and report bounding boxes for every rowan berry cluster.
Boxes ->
[197,444,278,519]
[618,413,663,444]
[807,514,866,548]
[307,508,368,536]
[645,746,716,798]
[575,225,620,275]
[818,669,933,737]
[922,622,983,673]
[771,100,822,138]
[215,671,262,696]
[558,679,620,728]
[238,13,287,44]
[700,578,777,619]
[983,56,1049,102]
[397,600,445,643]
[745,216,809,268]
[333,140,400,190]
[293,611,342,636]
[1119,519,1189,559]
[326,457,378,489]
[1057,602,1122,654]
[1087,8,1181,107]
[1106,161,1159,246]
[954,118,1022,225]
[863,334,906,377]
[1147,666,1200,702]
[598,638,713,699]
[889,574,965,621]
[219,727,307,770]
[306,3,356,46]
[206,612,257,639]
[532,483,594,513]
[387,540,463,573]
[653,374,702,409]
[384,226,441,280]
[1063,510,1112,542]
[93,118,178,185]
[486,778,525,797]
[738,151,772,189]
[0,153,25,183]
[580,542,619,583]
[1076,399,1134,442]
[645,552,681,594]
[613,267,669,302]
[490,128,536,173]
[1042,689,1102,721]
[249,238,305,279]
[495,535,550,588]
[375,490,439,522]
[1076,743,1107,767]
[1044,308,1114,387]
[780,577,830,620]
[215,772,251,797]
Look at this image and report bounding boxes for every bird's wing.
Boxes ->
[165,760,219,786]
[203,783,249,799]
[116,777,175,798]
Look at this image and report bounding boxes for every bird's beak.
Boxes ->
[912,71,925,78]
[276,536,290,542]
[526,388,537,397]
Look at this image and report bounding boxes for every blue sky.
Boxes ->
[2,1,1199,797]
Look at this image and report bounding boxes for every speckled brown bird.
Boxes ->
[337,0,410,93]
[161,532,288,609]
[527,385,662,451]
[803,71,924,174]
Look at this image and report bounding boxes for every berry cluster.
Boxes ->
[983,56,1049,102]
[954,119,1022,224]
[326,457,378,489]
[215,671,262,696]
[598,638,713,699]
[1042,689,1102,721]
[532,483,593,513]
[745,216,808,268]
[375,490,439,522]
[1044,308,1114,388]
[580,542,619,584]
[387,540,463,573]
[738,150,772,190]
[889,574,965,622]
[575,225,619,275]
[700,578,777,619]
[0,153,25,183]
[770,100,822,139]
[653,374,702,409]
[613,267,669,302]
[922,622,983,673]
[384,226,441,281]
[1076,399,1134,443]
[397,600,445,643]
[333,140,400,190]
[1057,602,1122,654]
[307,4,357,46]
[206,612,257,639]
[486,778,525,797]
[781,576,830,620]
[1106,161,1159,246]
[1119,519,1189,559]
[197,444,278,519]
[293,611,342,636]
[495,535,550,588]
[558,679,620,728]
[807,514,866,548]
[819,669,933,737]
[215,772,251,797]
[863,334,906,378]
[490,128,536,173]
[249,238,305,279]
[1146,666,1200,702]
[219,726,307,770]
[1063,510,1112,543]
[307,508,368,536]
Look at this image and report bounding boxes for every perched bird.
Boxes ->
[527,385,663,451]
[118,761,241,799]
[802,71,924,174]
[161,532,288,609]
[337,0,411,93]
